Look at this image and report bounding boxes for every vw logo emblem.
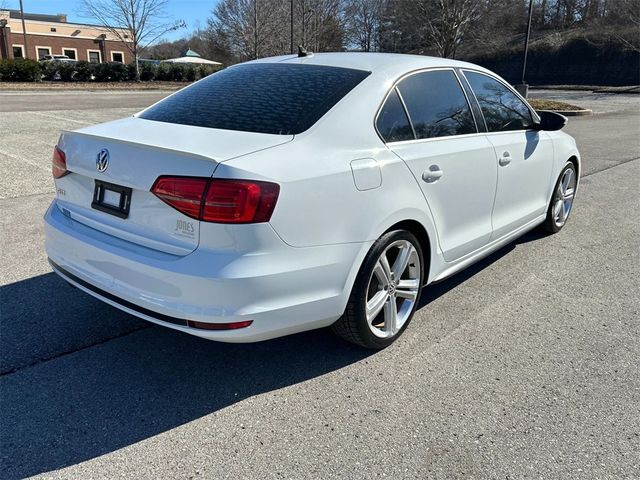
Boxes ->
[96,148,110,172]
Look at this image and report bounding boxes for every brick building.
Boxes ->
[0,10,132,63]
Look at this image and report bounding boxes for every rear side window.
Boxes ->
[396,70,476,140]
[376,88,414,143]
[139,63,370,135]
[464,71,534,132]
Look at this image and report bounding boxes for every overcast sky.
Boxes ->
[4,0,216,41]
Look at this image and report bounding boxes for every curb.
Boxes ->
[553,109,593,116]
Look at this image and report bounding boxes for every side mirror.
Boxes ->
[534,110,568,131]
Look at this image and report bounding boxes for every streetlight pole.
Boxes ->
[516,0,534,98]
[19,0,28,59]
[290,0,294,54]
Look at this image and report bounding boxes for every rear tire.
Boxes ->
[542,161,577,234]
[332,230,424,349]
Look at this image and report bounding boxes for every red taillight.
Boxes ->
[52,146,69,179]
[151,177,208,219]
[151,176,279,224]
[202,179,279,223]
[187,319,253,330]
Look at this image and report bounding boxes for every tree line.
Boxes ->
[146,0,638,66]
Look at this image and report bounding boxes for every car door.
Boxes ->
[462,70,555,240]
[378,69,498,262]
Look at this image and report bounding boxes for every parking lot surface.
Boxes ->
[1,90,639,479]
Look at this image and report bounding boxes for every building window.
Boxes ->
[62,48,77,60]
[36,47,52,60]
[87,50,102,63]
[111,51,124,63]
[12,45,24,59]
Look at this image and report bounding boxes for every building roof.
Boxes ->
[163,56,222,65]
[7,9,67,23]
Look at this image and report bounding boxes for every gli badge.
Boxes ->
[96,148,110,172]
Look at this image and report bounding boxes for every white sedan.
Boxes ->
[45,53,580,349]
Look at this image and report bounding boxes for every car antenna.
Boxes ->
[298,45,313,58]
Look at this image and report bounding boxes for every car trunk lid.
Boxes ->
[55,117,293,256]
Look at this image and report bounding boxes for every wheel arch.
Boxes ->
[568,154,580,179]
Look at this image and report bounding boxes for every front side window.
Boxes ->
[464,71,534,132]
[396,70,476,140]
[140,63,371,135]
[376,88,414,143]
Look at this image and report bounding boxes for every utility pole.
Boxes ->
[19,0,28,59]
[253,0,258,59]
[516,0,534,98]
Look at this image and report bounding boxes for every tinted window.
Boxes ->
[464,71,534,132]
[140,63,371,135]
[396,70,476,140]
[376,88,414,142]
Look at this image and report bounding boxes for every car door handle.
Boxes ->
[498,152,512,166]
[422,166,443,183]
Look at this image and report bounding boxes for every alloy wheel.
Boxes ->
[553,166,577,227]
[365,240,421,338]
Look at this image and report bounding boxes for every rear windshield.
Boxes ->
[139,63,371,135]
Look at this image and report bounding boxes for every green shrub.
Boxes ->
[197,64,221,80]
[0,60,9,80]
[106,62,128,81]
[125,63,137,81]
[93,62,112,82]
[40,61,60,81]
[58,62,77,81]
[139,62,156,81]
[185,65,197,82]
[155,62,172,81]
[0,58,216,83]
[73,61,94,81]
[168,63,186,81]
[0,59,42,82]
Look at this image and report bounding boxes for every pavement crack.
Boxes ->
[582,157,639,178]
[0,324,151,377]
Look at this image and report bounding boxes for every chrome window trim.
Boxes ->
[385,131,487,147]
[394,86,417,140]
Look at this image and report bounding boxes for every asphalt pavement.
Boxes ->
[0,90,639,479]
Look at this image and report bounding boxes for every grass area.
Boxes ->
[0,81,186,91]
[528,98,584,111]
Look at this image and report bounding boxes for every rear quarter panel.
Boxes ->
[214,73,440,257]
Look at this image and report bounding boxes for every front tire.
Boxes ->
[542,161,577,234]
[332,230,424,349]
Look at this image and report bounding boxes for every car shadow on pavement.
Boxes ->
[0,274,374,479]
[0,229,543,479]
[418,228,545,308]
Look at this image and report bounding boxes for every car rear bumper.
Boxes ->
[44,200,370,342]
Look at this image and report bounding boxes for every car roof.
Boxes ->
[246,52,492,79]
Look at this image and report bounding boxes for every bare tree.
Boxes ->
[343,0,384,51]
[81,0,185,79]
[296,0,343,51]
[208,0,290,61]
[418,0,484,58]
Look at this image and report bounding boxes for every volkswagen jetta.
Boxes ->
[45,53,580,349]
